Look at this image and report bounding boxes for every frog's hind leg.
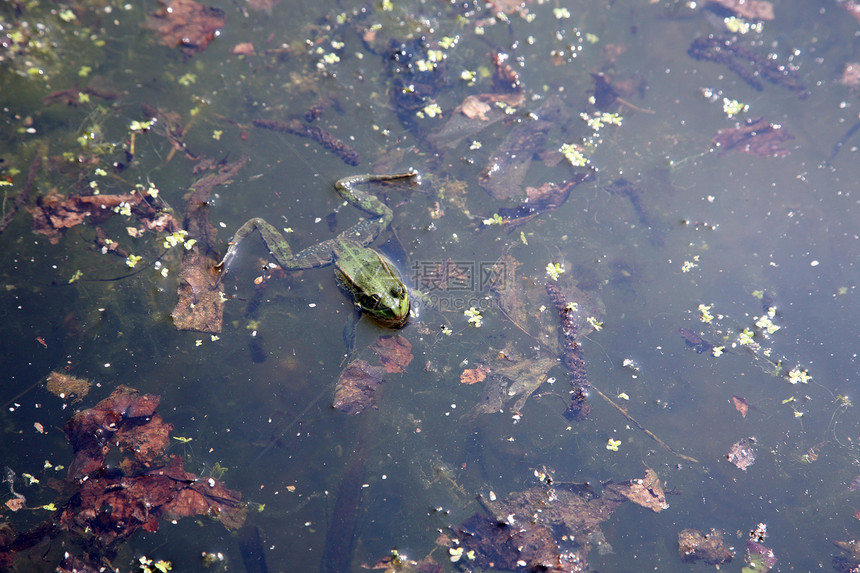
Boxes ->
[217,217,298,273]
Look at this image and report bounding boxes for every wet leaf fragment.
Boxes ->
[371,335,413,374]
[172,156,248,333]
[143,0,226,57]
[618,468,669,512]
[45,371,91,402]
[253,119,360,166]
[678,528,734,565]
[333,359,386,415]
[460,365,491,385]
[497,175,593,232]
[732,395,749,418]
[727,437,757,471]
[713,117,794,157]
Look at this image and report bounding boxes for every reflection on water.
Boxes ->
[1,0,860,571]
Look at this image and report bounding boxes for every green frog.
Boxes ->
[218,172,417,328]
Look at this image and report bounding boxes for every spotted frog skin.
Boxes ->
[218,172,416,327]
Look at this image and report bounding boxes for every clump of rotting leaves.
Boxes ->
[0,386,245,568]
[444,469,668,573]
[678,528,734,566]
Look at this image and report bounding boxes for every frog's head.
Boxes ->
[359,277,411,328]
[334,246,410,328]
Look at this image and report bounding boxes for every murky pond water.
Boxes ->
[2,0,860,571]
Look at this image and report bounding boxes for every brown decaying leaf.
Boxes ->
[498,175,592,232]
[142,0,226,56]
[706,0,774,20]
[45,371,91,402]
[5,498,24,512]
[172,156,248,333]
[61,454,244,546]
[0,386,245,561]
[333,359,386,415]
[28,191,176,245]
[64,386,171,479]
[446,468,668,573]
[618,468,669,512]
[371,335,413,373]
[713,117,793,157]
[460,365,491,385]
[732,395,749,418]
[172,248,224,333]
[678,528,734,565]
[727,437,757,471]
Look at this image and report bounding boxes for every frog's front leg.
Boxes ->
[217,217,301,273]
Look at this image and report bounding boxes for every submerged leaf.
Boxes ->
[143,0,226,57]
[333,359,386,415]
[732,395,749,418]
[727,437,757,471]
[371,335,413,373]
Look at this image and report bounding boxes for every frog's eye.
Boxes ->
[390,284,404,299]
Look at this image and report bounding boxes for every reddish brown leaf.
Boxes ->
[371,335,413,373]
[62,455,244,546]
[143,0,226,57]
[460,365,491,385]
[64,386,172,479]
[232,42,255,55]
[5,498,24,512]
[172,156,248,333]
[28,191,168,244]
[732,395,749,418]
